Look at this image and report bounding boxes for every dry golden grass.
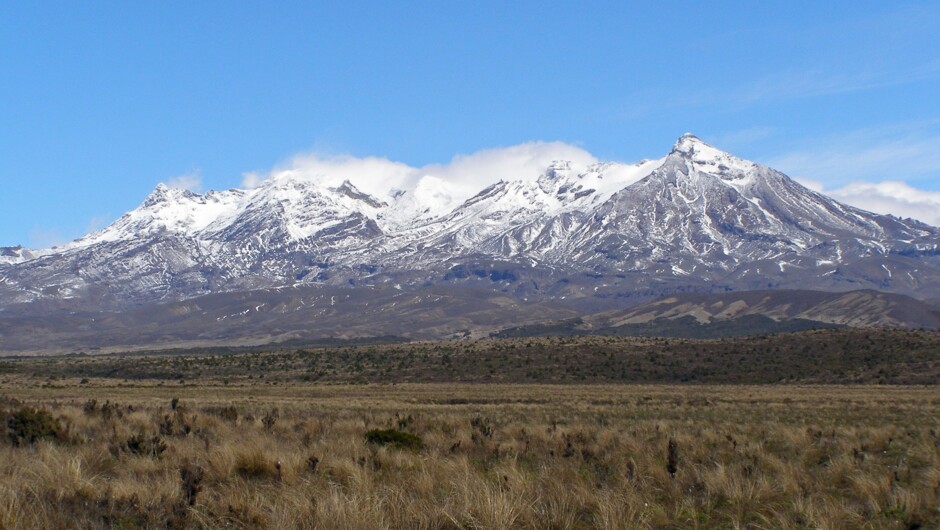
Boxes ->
[1,381,939,528]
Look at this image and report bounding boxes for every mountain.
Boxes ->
[0,284,580,354]
[1,134,939,352]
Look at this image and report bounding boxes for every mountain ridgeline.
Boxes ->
[1,134,939,352]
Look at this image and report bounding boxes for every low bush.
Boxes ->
[364,428,424,451]
[6,406,63,446]
[124,434,168,458]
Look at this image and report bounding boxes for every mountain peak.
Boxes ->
[143,183,175,207]
[333,180,387,209]
[142,182,198,208]
[671,133,711,156]
[668,134,757,179]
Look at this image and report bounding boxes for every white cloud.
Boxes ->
[242,141,598,205]
[792,176,940,226]
[240,171,266,189]
[827,181,940,226]
[165,171,203,192]
[258,154,416,196]
[765,124,940,226]
[243,136,940,229]
[421,142,597,188]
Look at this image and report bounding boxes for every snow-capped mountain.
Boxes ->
[2,134,939,313]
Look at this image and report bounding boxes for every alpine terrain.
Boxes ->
[2,134,939,352]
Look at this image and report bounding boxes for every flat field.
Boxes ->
[2,375,939,529]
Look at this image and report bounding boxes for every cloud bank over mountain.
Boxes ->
[224,140,939,227]
[237,142,599,208]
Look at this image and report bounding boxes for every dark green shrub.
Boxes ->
[6,407,63,446]
[364,428,424,451]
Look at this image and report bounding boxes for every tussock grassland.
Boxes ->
[1,381,939,529]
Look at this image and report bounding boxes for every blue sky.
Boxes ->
[3,1,940,247]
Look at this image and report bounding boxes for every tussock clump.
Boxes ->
[234,449,277,479]
[204,405,238,424]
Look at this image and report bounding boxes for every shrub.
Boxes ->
[262,408,279,431]
[100,400,119,421]
[179,464,204,506]
[124,434,167,458]
[160,415,175,436]
[6,407,63,446]
[667,438,679,477]
[471,415,494,439]
[364,428,424,451]
[306,455,320,473]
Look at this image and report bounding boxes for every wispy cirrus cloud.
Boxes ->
[735,59,940,105]
[770,123,940,227]
[766,124,940,185]
[617,4,940,119]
